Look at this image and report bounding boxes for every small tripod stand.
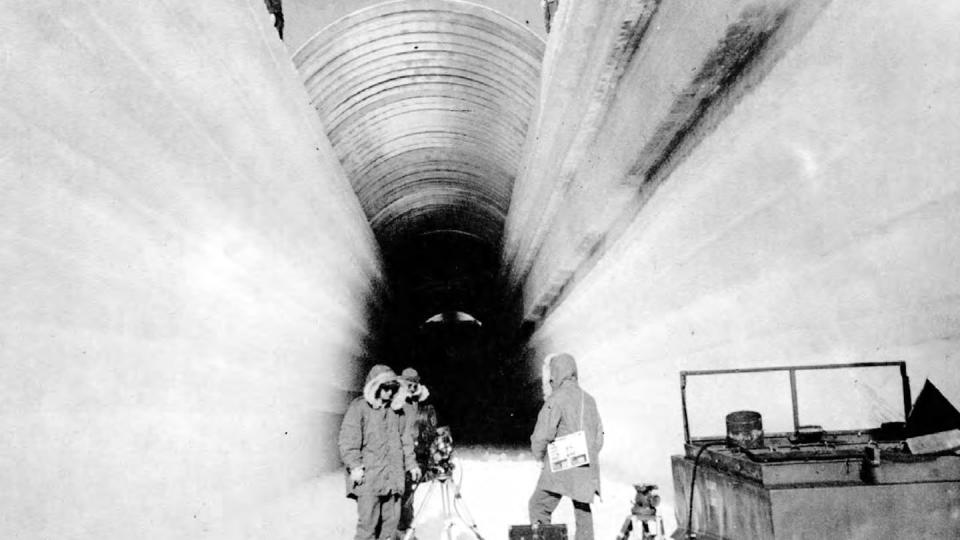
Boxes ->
[616,484,665,540]
[403,472,485,540]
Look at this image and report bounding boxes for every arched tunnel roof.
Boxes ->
[294,0,544,250]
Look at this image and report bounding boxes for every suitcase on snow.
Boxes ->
[508,524,568,540]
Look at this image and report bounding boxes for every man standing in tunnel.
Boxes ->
[395,367,432,538]
[339,365,421,540]
[529,353,604,540]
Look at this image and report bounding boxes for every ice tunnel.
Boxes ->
[4,0,960,538]
[292,0,545,445]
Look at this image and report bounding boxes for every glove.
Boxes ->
[408,466,421,483]
[349,467,364,485]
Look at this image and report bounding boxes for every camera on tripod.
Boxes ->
[405,423,486,540]
[421,425,455,482]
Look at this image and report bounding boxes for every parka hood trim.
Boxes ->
[389,382,431,410]
[363,365,398,408]
[414,384,430,402]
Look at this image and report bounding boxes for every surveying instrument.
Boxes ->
[403,426,485,540]
[615,484,666,540]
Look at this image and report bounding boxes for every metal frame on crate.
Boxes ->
[679,361,911,444]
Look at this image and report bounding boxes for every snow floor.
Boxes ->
[319,446,676,539]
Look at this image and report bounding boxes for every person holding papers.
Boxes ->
[528,352,604,540]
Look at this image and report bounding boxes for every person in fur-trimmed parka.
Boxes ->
[339,364,421,540]
[394,367,431,538]
[529,352,604,540]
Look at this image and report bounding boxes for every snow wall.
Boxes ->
[520,0,960,514]
[0,2,378,537]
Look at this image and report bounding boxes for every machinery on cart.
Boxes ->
[672,361,960,539]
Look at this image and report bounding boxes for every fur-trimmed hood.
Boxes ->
[390,380,430,410]
[362,364,398,408]
[405,381,430,403]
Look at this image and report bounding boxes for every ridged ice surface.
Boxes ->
[294,0,543,248]
[1,1,378,537]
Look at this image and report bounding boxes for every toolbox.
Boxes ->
[508,524,568,540]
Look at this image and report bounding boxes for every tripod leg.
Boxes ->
[404,480,437,540]
[448,482,484,540]
[616,515,634,540]
[440,481,451,518]
[440,482,459,540]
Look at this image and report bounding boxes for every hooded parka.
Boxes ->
[338,365,416,499]
[531,354,604,503]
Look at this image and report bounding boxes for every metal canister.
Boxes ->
[726,410,764,449]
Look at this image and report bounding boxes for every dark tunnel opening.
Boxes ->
[365,230,542,448]
[292,0,548,450]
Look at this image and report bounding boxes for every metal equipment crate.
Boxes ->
[672,362,960,539]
